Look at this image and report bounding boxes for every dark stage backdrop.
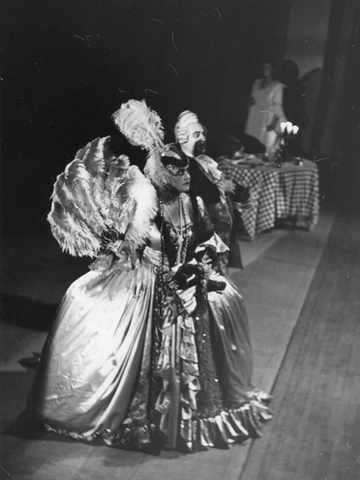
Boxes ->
[1,0,290,231]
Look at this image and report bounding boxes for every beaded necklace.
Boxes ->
[162,194,190,265]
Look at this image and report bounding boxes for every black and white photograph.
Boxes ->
[1,1,359,479]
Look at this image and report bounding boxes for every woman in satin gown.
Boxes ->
[28,102,270,453]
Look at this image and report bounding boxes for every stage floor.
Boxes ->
[3,207,351,480]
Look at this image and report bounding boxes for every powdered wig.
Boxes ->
[174,110,200,144]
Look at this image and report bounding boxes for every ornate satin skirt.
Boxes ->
[150,272,271,452]
[28,260,156,442]
[28,254,271,451]
[208,274,253,408]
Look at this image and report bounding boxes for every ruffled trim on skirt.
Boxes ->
[43,388,271,452]
[43,419,157,450]
[41,295,272,453]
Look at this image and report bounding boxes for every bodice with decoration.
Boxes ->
[161,194,193,266]
[159,193,215,268]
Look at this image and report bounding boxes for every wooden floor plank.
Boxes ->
[1,209,340,480]
[241,210,360,480]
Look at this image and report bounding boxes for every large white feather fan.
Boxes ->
[47,136,157,257]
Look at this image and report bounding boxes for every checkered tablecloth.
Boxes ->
[219,158,319,239]
[276,160,319,229]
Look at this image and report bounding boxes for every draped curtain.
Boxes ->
[310,0,360,206]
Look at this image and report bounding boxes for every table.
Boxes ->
[219,157,319,239]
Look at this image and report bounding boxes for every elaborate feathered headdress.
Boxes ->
[112,99,187,193]
[144,143,189,195]
[112,99,165,152]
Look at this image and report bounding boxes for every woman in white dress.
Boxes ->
[245,61,286,153]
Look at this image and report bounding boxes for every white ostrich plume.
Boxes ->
[112,99,165,153]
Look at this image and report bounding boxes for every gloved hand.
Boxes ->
[207,278,226,292]
[194,248,216,280]
[173,263,202,290]
[176,285,197,314]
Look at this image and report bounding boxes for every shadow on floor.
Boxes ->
[1,294,57,332]
[3,409,46,440]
